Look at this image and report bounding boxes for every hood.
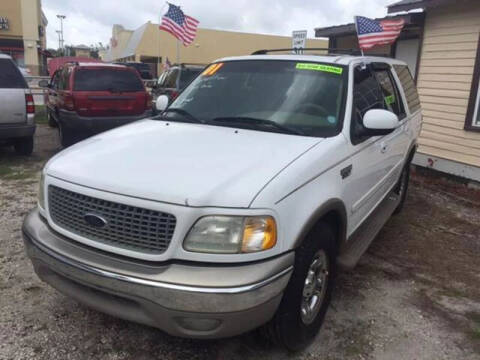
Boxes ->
[46,120,321,208]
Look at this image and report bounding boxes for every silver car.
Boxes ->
[0,54,36,155]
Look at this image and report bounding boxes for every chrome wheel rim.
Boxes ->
[300,250,329,325]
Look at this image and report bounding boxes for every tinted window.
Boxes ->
[58,67,71,90]
[351,65,385,143]
[374,68,405,119]
[51,71,61,89]
[0,59,27,88]
[169,60,347,138]
[393,65,421,114]
[179,68,202,89]
[73,69,144,91]
[163,69,179,88]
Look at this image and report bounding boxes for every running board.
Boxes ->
[337,191,400,270]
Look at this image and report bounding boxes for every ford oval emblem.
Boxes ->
[83,213,107,228]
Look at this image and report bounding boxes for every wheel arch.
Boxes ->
[293,199,347,256]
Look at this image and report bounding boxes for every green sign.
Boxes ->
[296,63,343,75]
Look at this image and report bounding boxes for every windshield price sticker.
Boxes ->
[296,63,343,75]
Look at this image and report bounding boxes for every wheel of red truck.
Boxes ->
[47,111,57,128]
[264,221,336,351]
[393,162,410,215]
[14,137,34,156]
[58,124,75,148]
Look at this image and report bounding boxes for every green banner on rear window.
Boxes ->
[296,63,343,74]
[385,95,395,105]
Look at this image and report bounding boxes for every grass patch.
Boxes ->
[35,105,48,124]
[0,164,15,177]
[0,164,37,180]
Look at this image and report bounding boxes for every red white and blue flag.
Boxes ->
[355,16,405,50]
[159,3,199,46]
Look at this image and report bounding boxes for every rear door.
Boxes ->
[0,58,28,125]
[72,67,147,117]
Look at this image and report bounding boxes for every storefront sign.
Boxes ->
[0,17,9,30]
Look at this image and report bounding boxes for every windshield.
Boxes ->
[179,68,202,89]
[166,60,347,137]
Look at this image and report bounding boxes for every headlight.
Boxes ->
[38,171,45,210]
[184,216,277,254]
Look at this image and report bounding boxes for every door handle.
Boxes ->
[380,142,388,153]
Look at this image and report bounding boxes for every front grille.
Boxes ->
[48,185,176,254]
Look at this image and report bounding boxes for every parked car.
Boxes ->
[114,62,153,79]
[39,62,152,147]
[152,64,204,106]
[23,53,421,350]
[0,54,35,155]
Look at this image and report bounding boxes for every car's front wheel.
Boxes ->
[264,222,336,351]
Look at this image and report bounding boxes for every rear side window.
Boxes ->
[179,68,201,89]
[374,68,405,119]
[73,69,144,91]
[393,65,421,114]
[0,59,27,88]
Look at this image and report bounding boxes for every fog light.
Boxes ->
[175,317,221,332]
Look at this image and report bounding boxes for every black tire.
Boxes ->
[393,162,411,215]
[264,222,336,351]
[48,111,57,128]
[58,124,75,148]
[14,137,34,156]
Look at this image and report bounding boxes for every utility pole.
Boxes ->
[56,30,62,51]
[56,15,66,50]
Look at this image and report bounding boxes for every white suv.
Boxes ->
[23,53,421,350]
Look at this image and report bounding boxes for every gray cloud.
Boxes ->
[43,0,393,49]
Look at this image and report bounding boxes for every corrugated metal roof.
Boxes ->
[389,0,425,7]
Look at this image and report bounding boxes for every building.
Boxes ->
[105,22,327,77]
[0,0,48,75]
[65,44,92,58]
[315,0,480,183]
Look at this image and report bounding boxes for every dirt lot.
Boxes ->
[1,124,479,360]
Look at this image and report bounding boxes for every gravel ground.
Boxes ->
[1,124,479,360]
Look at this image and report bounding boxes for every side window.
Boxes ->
[374,68,406,120]
[393,65,421,114]
[58,68,71,90]
[351,65,385,144]
[51,71,61,89]
[164,69,179,88]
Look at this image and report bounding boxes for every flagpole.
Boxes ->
[158,2,168,78]
[176,39,180,64]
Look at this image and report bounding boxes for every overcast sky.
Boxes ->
[43,0,394,49]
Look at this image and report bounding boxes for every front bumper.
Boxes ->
[22,209,293,338]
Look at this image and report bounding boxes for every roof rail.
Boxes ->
[251,48,363,56]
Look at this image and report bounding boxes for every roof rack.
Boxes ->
[251,48,363,56]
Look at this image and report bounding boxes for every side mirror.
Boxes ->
[38,79,49,88]
[363,109,399,135]
[155,95,169,112]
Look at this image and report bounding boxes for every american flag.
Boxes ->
[159,3,199,46]
[355,16,405,50]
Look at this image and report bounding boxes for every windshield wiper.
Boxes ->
[210,116,304,136]
[156,108,204,124]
